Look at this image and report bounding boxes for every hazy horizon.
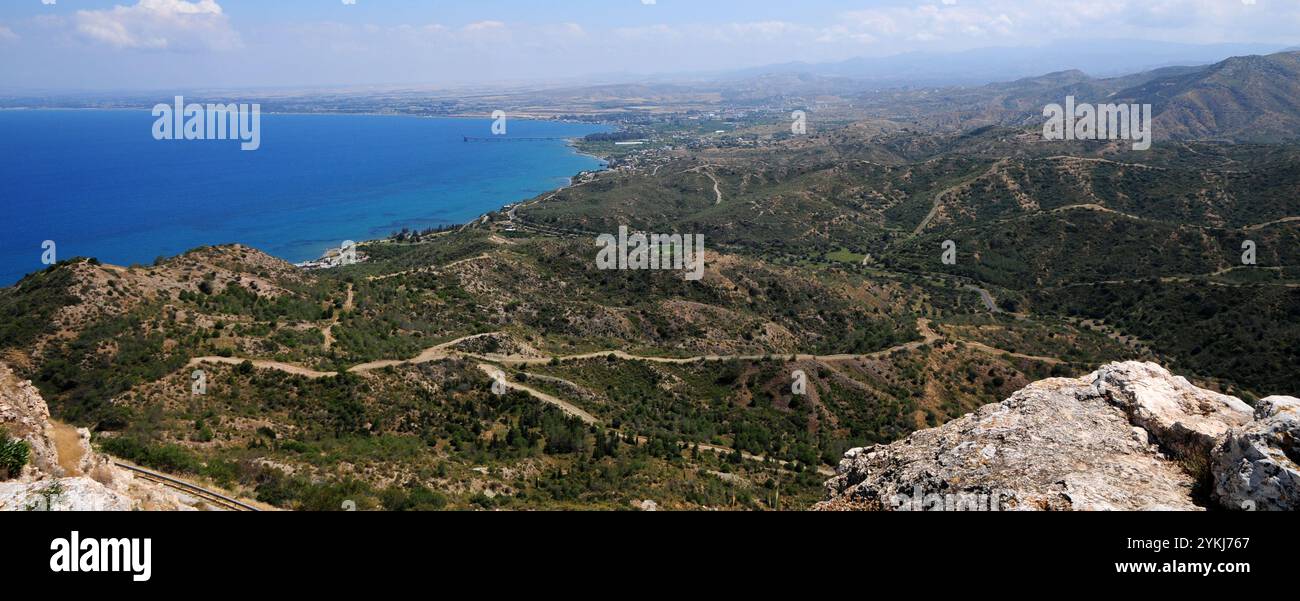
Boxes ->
[1,0,1298,91]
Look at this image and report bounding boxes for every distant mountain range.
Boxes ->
[554,46,1300,143]
[848,50,1300,143]
[1117,52,1300,142]
[727,39,1287,86]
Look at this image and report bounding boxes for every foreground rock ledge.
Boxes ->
[0,362,197,511]
[817,362,1298,511]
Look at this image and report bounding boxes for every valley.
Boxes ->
[2,52,1298,512]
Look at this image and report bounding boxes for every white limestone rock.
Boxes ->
[1213,396,1300,511]
[0,477,133,511]
[1093,361,1253,459]
[819,362,1292,512]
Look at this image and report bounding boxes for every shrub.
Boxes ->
[98,435,201,475]
[0,429,31,480]
[380,484,449,511]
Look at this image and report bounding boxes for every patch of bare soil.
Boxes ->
[49,420,84,477]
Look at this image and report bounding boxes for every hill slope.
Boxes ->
[852,51,1300,143]
[1115,52,1300,142]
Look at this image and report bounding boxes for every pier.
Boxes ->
[463,136,571,142]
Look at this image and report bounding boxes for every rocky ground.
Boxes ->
[818,362,1298,511]
[0,362,201,511]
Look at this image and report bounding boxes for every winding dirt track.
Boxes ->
[183,320,961,477]
[187,356,337,379]
[186,318,1016,387]
[475,364,833,475]
[456,319,942,368]
[683,165,724,204]
[477,364,599,424]
[703,170,723,205]
[1243,216,1300,231]
[190,321,946,379]
[912,160,1007,237]
[348,333,499,372]
[322,283,353,351]
[1050,203,1300,232]
[368,254,491,282]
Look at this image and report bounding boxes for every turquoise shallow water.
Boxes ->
[0,110,608,285]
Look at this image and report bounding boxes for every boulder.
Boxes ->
[819,362,1294,512]
[1213,396,1300,511]
[818,367,1202,511]
[0,477,133,511]
[1092,362,1253,460]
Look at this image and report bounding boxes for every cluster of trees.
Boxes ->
[181,281,325,322]
[37,312,188,424]
[0,265,78,349]
[1036,281,1300,395]
[387,225,456,243]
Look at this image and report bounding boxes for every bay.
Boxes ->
[0,110,608,285]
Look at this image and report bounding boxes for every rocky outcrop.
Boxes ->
[818,362,1298,511]
[0,365,60,477]
[1092,362,1254,460]
[1,477,134,511]
[0,362,196,511]
[1213,396,1300,511]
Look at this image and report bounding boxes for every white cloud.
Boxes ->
[463,20,506,33]
[838,3,1025,44]
[74,0,241,51]
[7,0,1298,89]
[465,20,504,31]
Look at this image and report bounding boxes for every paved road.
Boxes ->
[964,285,1002,313]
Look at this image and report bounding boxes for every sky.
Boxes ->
[0,0,1298,90]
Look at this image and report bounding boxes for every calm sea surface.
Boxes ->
[0,110,608,285]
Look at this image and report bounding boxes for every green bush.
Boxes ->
[98,435,202,475]
[381,484,449,511]
[0,430,31,480]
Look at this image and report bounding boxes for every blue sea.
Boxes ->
[0,110,609,286]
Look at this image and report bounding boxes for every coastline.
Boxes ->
[302,137,609,267]
[0,111,614,286]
